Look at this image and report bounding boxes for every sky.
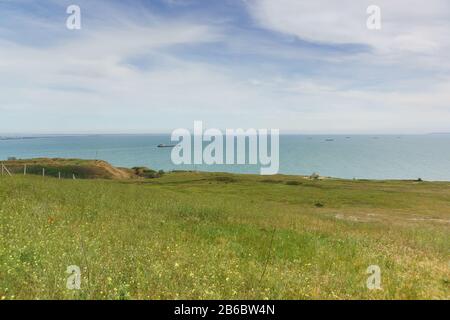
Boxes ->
[0,0,449,134]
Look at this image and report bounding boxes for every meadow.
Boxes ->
[0,162,449,299]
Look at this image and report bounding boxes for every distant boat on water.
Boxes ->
[325,139,334,142]
[157,144,176,148]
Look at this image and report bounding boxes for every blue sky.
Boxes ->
[0,0,449,133]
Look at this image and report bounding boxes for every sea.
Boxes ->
[1,134,450,181]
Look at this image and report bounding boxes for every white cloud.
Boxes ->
[247,0,450,58]
[0,1,449,133]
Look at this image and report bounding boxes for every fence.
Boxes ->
[0,162,76,179]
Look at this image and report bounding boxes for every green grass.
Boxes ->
[0,171,449,300]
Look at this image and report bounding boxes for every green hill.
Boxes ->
[1,158,136,179]
[0,160,449,299]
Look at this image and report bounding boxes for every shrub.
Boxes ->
[285,180,302,186]
[213,176,236,183]
[261,179,283,184]
[132,167,161,179]
[314,202,325,208]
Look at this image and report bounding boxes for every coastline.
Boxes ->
[2,157,450,183]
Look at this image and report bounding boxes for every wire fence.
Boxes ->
[0,162,76,179]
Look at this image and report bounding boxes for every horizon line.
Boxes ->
[1,132,449,136]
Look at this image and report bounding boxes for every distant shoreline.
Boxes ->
[1,133,449,139]
[0,136,42,141]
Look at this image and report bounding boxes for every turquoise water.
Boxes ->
[1,134,450,181]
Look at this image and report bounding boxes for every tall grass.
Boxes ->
[0,173,449,299]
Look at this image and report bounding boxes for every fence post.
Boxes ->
[73,174,76,180]
[58,172,61,180]
[24,164,27,175]
[1,163,3,176]
[1,164,12,177]
[5,165,11,176]
[42,168,45,177]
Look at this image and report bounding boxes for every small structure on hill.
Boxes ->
[310,172,320,180]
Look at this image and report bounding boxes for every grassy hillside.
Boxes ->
[1,158,164,180]
[1,158,135,179]
[0,164,449,299]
